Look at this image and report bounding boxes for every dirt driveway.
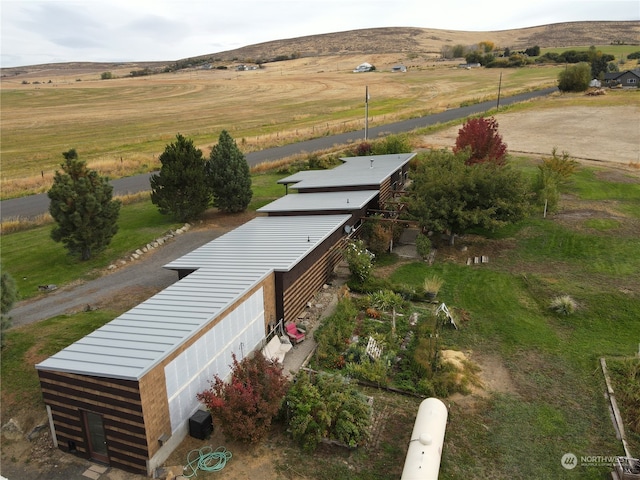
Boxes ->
[421,105,640,166]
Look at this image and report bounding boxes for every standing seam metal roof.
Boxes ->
[36,214,350,380]
[279,153,415,190]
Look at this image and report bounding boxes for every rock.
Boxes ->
[27,423,48,441]
[2,418,24,440]
[108,264,117,270]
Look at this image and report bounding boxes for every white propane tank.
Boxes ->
[400,397,448,480]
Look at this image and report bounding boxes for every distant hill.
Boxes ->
[2,20,638,75]
[202,21,639,62]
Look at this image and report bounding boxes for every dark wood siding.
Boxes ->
[276,228,347,322]
[38,370,148,475]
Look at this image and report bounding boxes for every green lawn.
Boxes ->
[1,161,638,479]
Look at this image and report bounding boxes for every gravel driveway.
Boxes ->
[9,226,230,327]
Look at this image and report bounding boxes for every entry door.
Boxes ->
[83,411,109,463]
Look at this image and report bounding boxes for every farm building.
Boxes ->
[35,153,415,475]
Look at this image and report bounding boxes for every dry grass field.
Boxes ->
[1,21,638,199]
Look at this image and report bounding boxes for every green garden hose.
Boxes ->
[184,445,232,477]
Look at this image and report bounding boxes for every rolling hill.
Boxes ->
[2,20,638,76]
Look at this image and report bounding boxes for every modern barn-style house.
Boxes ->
[35,153,415,475]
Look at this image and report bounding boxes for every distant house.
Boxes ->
[353,62,374,73]
[458,63,481,69]
[392,65,407,73]
[603,70,640,88]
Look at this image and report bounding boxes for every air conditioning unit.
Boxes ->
[189,410,213,440]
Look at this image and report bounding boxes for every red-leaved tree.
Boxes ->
[453,116,507,165]
[197,352,288,443]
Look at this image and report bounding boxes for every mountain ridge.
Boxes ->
[2,20,637,72]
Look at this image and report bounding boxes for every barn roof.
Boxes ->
[281,153,415,190]
[257,190,379,214]
[36,214,350,380]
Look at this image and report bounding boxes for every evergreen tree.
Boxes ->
[150,134,210,222]
[48,149,121,260]
[207,130,252,213]
[1,268,18,343]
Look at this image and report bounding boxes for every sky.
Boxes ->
[1,0,638,68]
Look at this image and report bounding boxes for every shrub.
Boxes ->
[558,62,591,92]
[343,240,375,283]
[549,295,578,315]
[197,352,288,443]
[415,234,432,259]
[423,275,444,296]
[367,223,393,255]
[284,372,372,451]
[353,142,373,156]
[371,134,411,155]
[315,298,358,369]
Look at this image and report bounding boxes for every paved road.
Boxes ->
[0,87,557,221]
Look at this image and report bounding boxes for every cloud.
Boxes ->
[1,0,638,67]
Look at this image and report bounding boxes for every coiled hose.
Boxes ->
[184,445,232,477]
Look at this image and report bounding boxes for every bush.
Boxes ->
[549,295,578,315]
[371,134,411,155]
[284,372,372,451]
[343,240,375,283]
[558,62,591,92]
[415,234,432,259]
[197,352,288,443]
[314,298,358,369]
[367,223,393,255]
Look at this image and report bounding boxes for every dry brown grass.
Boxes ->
[1,21,637,200]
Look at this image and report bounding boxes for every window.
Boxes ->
[627,78,637,84]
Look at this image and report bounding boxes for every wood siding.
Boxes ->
[38,371,148,474]
[277,228,347,322]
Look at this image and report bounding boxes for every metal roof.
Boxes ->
[257,190,379,214]
[36,214,350,380]
[286,153,415,190]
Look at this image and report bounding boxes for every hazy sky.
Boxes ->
[1,0,638,67]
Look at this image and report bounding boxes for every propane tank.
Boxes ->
[400,397,448,480]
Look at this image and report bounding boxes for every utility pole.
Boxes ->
[496,71,502,109]
[365,85,369,140]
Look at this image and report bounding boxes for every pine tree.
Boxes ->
[48,149,121,260]
[150,134,210,222]
[207,130,252,213]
